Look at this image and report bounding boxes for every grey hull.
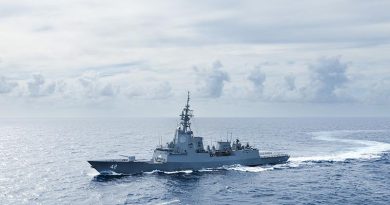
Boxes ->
[88,155,289,175]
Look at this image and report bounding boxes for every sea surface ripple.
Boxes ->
[0,118,389,204]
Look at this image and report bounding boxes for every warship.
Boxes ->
[88,92,289,175]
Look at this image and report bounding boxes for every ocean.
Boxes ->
[0,118,389,204]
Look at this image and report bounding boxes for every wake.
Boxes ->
[289,130,390,164]
[226,130,390,173]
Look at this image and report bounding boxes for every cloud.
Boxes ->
[245,57,356,103]
[364,78,390,104]
[302,57,350,102]
[248,66,266,97]
[126,81,173,100]
[126,89,143,99]
[284,75,296,91]
[0,76,17,94]
[264,73,301,102]
[20,71,172,101]
[99,84,118,97]
[191,1,390,46]
[27,74,56,97]
[76,72,119,99]
[150,82,173,99]
[1,1,390,116]
[194,60,230,98]
[80,61,145,77]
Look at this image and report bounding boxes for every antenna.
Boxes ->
[226,131,228,142]
[179,91,193,133]
[186,91,190,107]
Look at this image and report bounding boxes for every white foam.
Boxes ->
[198,168,216,172]
[98,170,122,175]
[163,170,193,174]
[85,169,100,177]
[289,130,390,164]
[223,164,274,173]
[143,170,161,174]
[157,199,180,205]
[144,169,193,174]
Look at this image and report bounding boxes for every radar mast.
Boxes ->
[179,91,193,134]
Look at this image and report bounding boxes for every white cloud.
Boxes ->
[194,61,230,98]
[364,78,390,104]
[244,57,372,104]
[302,57,351,103]
[150,82,173,99]
[27,74,56,97]
[126,81,173,99]
[284,75,296,91]
[264,73,301,102]
[0,1,390,116]
[63,71,120,100]
[0,76,17,94]
[99,84,118,97]
[248,66,266,97]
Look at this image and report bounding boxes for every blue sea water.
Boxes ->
[0,118,389,204]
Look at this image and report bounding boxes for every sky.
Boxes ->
[0,0,390,117]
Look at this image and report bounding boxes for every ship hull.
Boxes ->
[88,155,289,175]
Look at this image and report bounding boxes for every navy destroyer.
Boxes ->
[88,92,289,175]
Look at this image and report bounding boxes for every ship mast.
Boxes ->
[180,91,193,133]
